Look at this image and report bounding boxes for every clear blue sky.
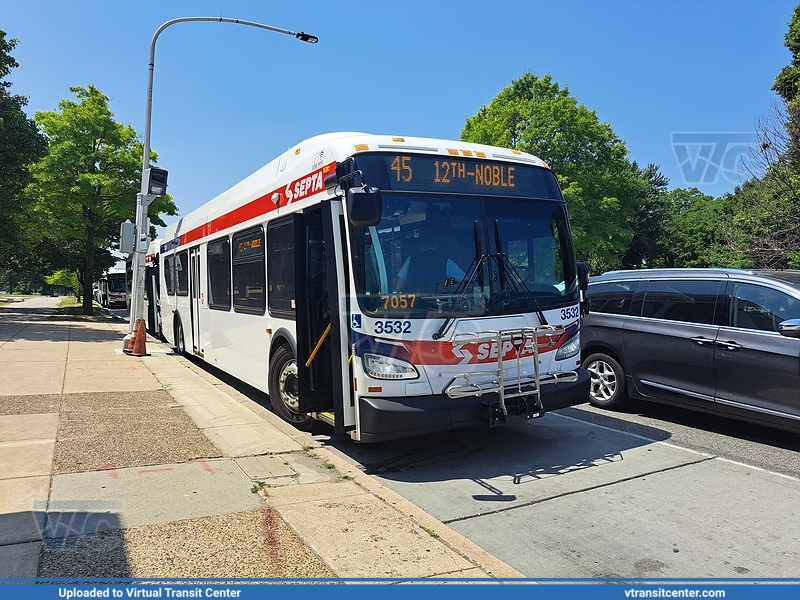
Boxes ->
[3,0,797,238]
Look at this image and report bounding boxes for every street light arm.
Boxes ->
[142,16,316,180]
[127,16,317,343]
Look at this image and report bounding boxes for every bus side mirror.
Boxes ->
[346,185,382,227]
[577,262,589,317]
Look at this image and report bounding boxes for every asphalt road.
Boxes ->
[170,349,800,578]
[560,400,800,479]
[316,401,799,578]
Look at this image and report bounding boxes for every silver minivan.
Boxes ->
[580,268,800,432]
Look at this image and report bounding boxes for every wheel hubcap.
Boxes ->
[278,360,300,410]
[587,360,616,402]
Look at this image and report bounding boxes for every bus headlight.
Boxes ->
[555,333,580,360]
[362,353,419,380]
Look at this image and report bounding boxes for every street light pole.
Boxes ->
[124,17,318,350]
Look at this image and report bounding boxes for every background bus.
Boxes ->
[157,132,589,442]
[98,269,128,309]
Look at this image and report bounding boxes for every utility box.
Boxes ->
[120,220,135,254]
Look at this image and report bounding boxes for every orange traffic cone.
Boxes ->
[130,319,149,357]
[123,326,137,354]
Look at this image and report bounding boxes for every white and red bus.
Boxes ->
[157,133,589,442]
[98,269,128,309]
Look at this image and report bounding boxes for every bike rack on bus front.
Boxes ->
[444,326,580,426]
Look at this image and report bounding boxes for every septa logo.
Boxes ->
[284,162,335,204]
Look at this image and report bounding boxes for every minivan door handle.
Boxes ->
[690,336,714,346]
[715,340,743,351]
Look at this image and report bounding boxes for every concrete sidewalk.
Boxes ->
[0,297,521,580]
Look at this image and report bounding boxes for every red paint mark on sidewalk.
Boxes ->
[136,467,174,474]
[190,458,215,474]
[94,464,119,478]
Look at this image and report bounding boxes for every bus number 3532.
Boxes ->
[374,320,412,334]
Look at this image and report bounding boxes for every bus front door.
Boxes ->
[189,247,202,356]
[294,204,353,435]
[145,263,161,338]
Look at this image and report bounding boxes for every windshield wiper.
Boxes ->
[432,221,487,340]
[491,221,548,325]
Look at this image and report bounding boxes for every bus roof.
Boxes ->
[163,132,550,246]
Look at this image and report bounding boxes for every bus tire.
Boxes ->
[175,319,186,356]
[268,345,313,431]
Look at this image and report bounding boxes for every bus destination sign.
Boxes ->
[390,155,516,189]
[355,153,561,200]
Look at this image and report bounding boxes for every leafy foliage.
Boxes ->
[773,5,800,103]
[461,73,667,274]
[0,30,47,266]
[28,85,177,314]
[722,5,800,269]
[45,269,81,298]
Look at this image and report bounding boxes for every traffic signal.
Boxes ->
[144,168,168,197]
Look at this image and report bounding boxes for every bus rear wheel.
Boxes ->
[175,319,186,356]
[269,345,313,431]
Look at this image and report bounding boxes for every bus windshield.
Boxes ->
[106,275,127,292]
[350,194,578,319]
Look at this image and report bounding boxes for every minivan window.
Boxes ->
[587,281,636,315]
[641,280,720,325]
[733,283,800,332]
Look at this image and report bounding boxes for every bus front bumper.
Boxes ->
[356,367,590,443]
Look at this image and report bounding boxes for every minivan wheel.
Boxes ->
[583,352,627,409]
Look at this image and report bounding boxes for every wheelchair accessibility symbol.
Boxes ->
[351,314,362,330]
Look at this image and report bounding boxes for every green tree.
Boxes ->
[46,269,80,299]
[0,30,47,266]
[28,85,177,314]
[730,5,800,268]
[660,188,747,268]
[461,72,666,274]
[773,5,800,103]
[621,163,670,268]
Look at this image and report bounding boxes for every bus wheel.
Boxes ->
[175,320,186,355]
[269,345,313,431]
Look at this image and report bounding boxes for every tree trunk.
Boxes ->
[83,231,94,315]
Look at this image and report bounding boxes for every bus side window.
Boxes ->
[175,251,189,296]
[207,237,232,310]
[232,226,266,315]
[267,219,295,318]
[164,254,175,296]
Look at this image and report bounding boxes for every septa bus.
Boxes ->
[156,133,590,442]
[98,269,128,309]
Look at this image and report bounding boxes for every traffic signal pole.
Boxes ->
[122,17,317,353]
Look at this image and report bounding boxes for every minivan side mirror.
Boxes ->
[577,262,589,317]
[346,185,382,227]
[777,319,800,338]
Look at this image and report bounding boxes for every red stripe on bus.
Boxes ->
[170,161,337,249]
